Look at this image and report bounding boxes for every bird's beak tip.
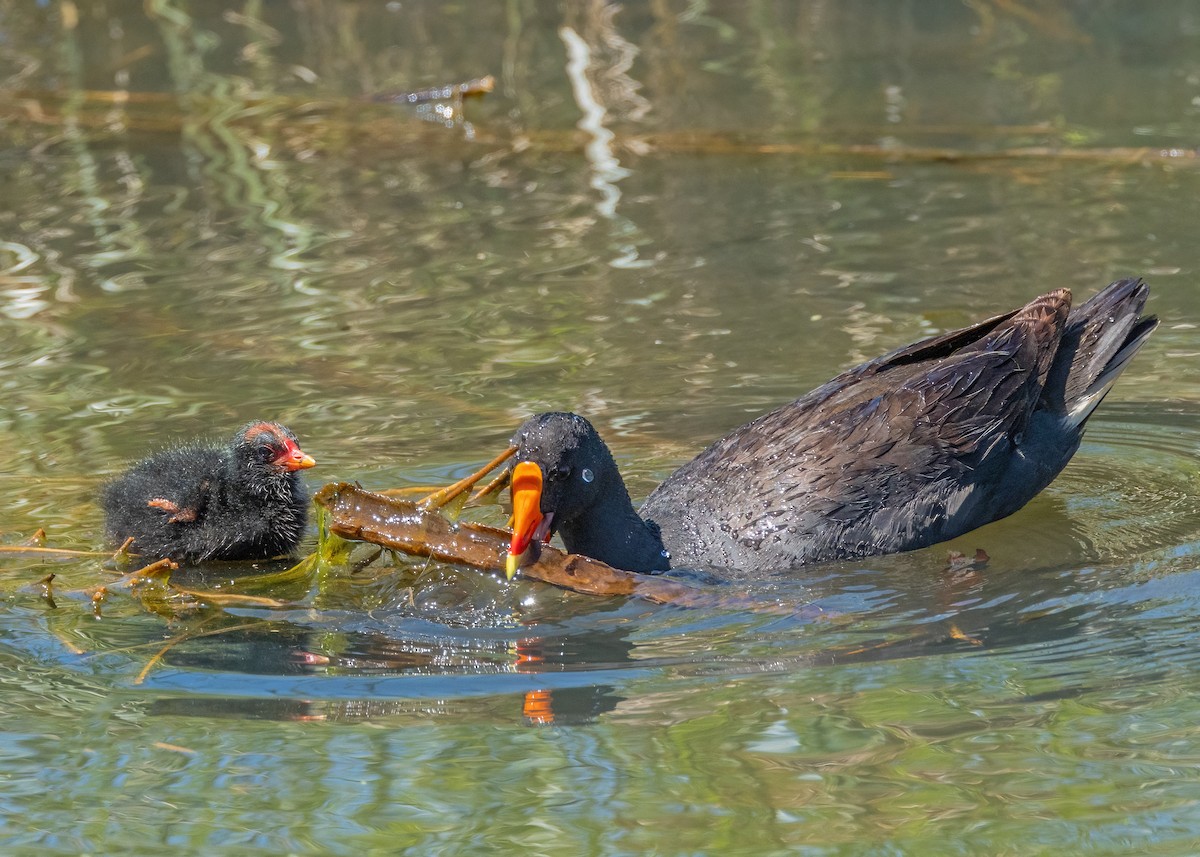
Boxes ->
[507,461,545,579]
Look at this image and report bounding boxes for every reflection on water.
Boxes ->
[3,1,1200,854]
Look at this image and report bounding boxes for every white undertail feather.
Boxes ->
[1065,322,1156,429]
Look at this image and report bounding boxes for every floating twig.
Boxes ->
[169,587,292,610]
[134,628,200,684]
[3,85,1198,169]
[468,467,511,506]
[91,587,106,619]
[105,557,177,589]
[111,537,137,564]
[418,445,516,512]
[370,75,496,105]
[315,482,809,614]
[0,545,117,558]
[36,572,56,609]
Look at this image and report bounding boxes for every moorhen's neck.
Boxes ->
[556,470,670,573]
[510,412,671,574]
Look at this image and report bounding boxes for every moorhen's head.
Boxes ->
[506,412,619,577]
[230,421,316,488]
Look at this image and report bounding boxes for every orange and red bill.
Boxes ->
[279,441,317,471]
[506,461,554,579]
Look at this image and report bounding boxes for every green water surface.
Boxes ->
[2,2,1200,854]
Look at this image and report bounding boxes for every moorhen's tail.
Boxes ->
[1045,278,1158,429]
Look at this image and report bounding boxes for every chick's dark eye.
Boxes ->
[552,464,571,480]
[255,445,277,463]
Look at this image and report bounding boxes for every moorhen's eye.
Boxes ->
[552,464,571,480]
[255,445,277,463]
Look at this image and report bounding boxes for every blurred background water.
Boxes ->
[2,2,1200,854]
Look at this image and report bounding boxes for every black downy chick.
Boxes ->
[102,421,316,563]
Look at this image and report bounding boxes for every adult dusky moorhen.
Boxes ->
[506,278,1157,577]
[102,421,316,563]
